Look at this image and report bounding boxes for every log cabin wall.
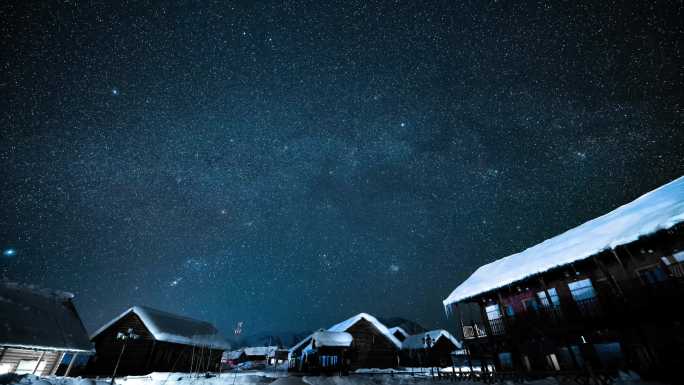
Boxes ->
[0,347,62,376]
[346,319,398,369]
[86,312,155,376]
[86,312,224,376]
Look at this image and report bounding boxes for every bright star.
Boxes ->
[3,248,16,257]
[111,88,119,96]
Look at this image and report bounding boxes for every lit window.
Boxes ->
[568,279,596,302]
[536,288,560,307]
[485,304,502,320]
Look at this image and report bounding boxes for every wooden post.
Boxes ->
[51,352,65,376]
[592,254,623,296]
[110,343,125,385]
[32,351,46,375]
[65,352,79,377]
[145,341,156,373]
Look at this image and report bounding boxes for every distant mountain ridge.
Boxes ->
[230,330,311,349]
[378,317,427,335]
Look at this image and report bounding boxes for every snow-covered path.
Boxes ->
[269,378,306,385]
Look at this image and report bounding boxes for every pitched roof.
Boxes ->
[312,331,353,347]
[328,313,402,349]
[289,333,313,354]
[388,326,409,339]
[243,346,277,357]
[443,175,684,307]
[91,306,231,350]
[401,329,461,350]
[0,282,93,353]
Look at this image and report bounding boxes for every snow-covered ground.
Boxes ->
[0,370,666,385]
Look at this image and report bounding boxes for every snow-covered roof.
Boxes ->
[225,350,245,360]
[444,175,684,307]
[0,282,94,353]
[91,306,231,350]
[243,346,278,357]
[401,330,462,350]
[312,331,353,347]
[328,313,402,349]
[388,326,409,339]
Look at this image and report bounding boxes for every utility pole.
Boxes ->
[110,328,139,385]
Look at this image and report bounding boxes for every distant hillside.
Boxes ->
[379,317,426,334]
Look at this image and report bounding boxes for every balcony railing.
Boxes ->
[463,324,487,339]
[488,317,506,336]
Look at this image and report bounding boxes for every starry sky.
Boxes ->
[1,1,682,339]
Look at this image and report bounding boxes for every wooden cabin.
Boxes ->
[222,349,246,369]
[443,176,684,383]
[296,331,352,374]
[328,313,401,370]
[400,330,461,368]
[85,306,231,376]
[243,346,277,367]
[0,282,94,376]
[290,313,401,372]
[388,327,409,343]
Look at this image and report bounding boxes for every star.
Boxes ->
[2,248,16,257]
[111,88,119,96]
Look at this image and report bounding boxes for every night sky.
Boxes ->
[1,1,682,339]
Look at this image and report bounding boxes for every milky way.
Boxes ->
[1,1,682,339]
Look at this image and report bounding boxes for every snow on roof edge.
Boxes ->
[327,313,402,349]
[388,326,409,338]
[401,329,462,350]
[90,306,231,350]
[0,342,95,354]
[443,175,684,307]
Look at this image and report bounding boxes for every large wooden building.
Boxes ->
[85,306,231,376]
[290,313,401,372]
[0,282,94,376]
[443,176,684,382]
[400,329,461,368]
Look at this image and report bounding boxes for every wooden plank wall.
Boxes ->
[0,347,62,376]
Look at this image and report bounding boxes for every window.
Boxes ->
[485,304,502,320]
[536,288,560,307]
[568,279,596,302]
[637,265,668,285]
[521,298,539,312]
[498,352,513,370]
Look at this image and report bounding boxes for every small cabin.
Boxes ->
[0,283,94,376]
[298,331,352,374]
[85,306,231,376]
[290,313,401,372]
[222,349,246,369]
[388,327,409,343]
[400,330,462,367]
[327,313,401,370]
[242,346,277,367]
